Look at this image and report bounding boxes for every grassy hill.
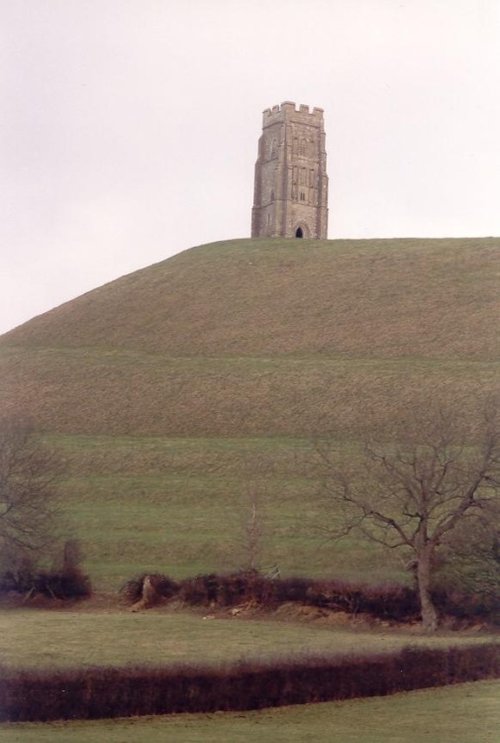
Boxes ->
[1,237,499,588]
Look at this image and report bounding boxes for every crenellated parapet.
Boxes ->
[262,101,325,129]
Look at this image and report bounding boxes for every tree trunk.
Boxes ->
[416,551,439,632]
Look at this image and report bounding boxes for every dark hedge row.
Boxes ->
[122,571,500,623]
[0,567,91,600]
[1,643,499,722]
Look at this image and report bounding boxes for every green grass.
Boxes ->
[1,680,499,742]
[0,609,480,668]
[3,238,499,361]
[0,609,492,671]
[0,607,492,668]
[0,237,498,587]
[0,346,497,440]
[1,238,498,440]
[48,432,401,589]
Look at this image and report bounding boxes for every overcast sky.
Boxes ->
[2,0,500,335]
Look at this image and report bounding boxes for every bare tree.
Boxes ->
[236,451,287,575]
[0,415,62,572]
[314,407,500,631]
[438,502,500,601]
[240,482,265,572]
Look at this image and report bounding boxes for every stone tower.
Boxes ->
[251,102,328,239]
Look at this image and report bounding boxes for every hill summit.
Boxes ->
[1,237,499,438]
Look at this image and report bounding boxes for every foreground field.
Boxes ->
[0,608,494,671]
[1,680,499,742]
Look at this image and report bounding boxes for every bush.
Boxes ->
[0,566,91,600]
[0,541,91,600]
[178,573,220,605]
[119,570,500,625]
[432,587,500,623]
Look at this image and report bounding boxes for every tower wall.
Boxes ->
[251,102,328,239]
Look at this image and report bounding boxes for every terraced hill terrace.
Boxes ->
[1,237,499,588]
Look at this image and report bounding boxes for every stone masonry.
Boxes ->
[251,102,328,239]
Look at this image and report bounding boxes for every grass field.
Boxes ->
[1,237,498,588]
[0,237,499,739]
[3,608,489,671]
[4,238,499,360]
[49,432,401,589]
[1,680,499,742]
[2,238,498,440]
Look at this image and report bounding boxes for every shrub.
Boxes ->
[0,539,91,601]
[177,573,219,605]
[0,566,91,600]
[120,570,500,624]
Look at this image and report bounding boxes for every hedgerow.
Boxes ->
[1,643,498,722]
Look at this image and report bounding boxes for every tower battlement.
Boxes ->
[262,101,325,127]
[251,102,328,240]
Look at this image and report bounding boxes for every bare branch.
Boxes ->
[311,401,500,630]
[0,415,63,569]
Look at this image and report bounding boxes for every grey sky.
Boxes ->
[2,0,500,335]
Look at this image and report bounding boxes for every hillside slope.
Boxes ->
[1,237,499,438]
[3,237,499,359]
[1,236,499,586]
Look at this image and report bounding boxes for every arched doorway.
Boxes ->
[295,227,303,238]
